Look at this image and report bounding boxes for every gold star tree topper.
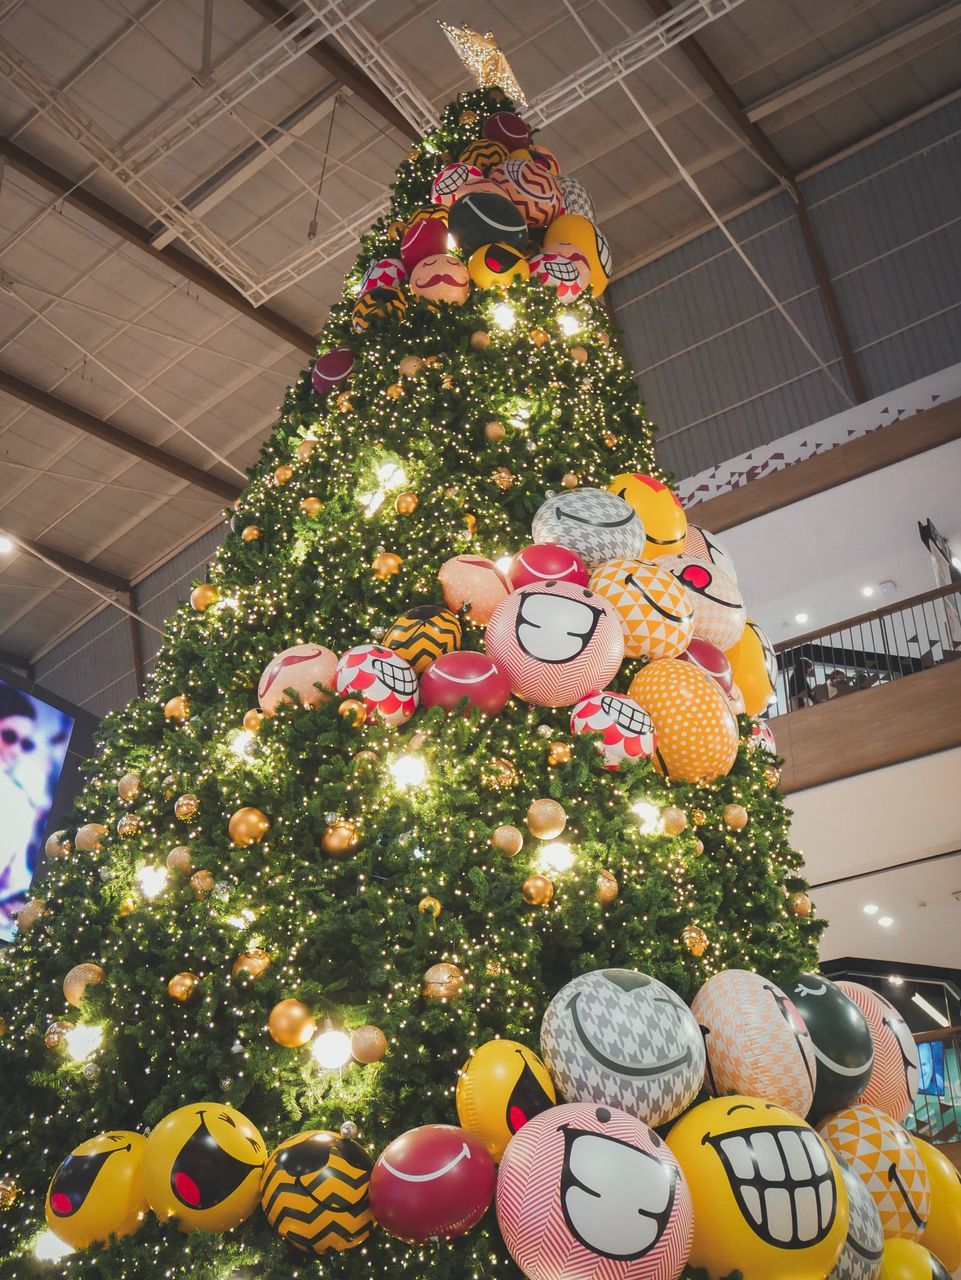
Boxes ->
[439,22,527,106]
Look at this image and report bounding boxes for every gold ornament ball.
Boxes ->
[241,524,263,542]
[385,382,404,400]
[547,741,572,766]
[274,464,294,486]
[724,803,749,831]
[459,108,478,125]
[189,583,218,612]
[395,492,419,515]
[561,473,580,489]
[116,813,141,839]
[63,963,105,1008]
[764,764,781,788]
[522,874,554,906]
[418,895,442,918]
[338,698,368,727]
[17,898,45,932]
[484,419,505,443]
[529,327,550,348]
[485,757,518,790]
[351,1025,388,1064]
[470,330,490,350]
[300,496,323,518]
[296,438,318,463]
[601,431,618,449]
[789,891,813,918]
[242,708,264,734]
[526,798,567,840]
[174,793,199,822]
[322,819,361,857]
[682,924,709,957]
[74,823,107,852]
[231,949,271,980]
[164,693,190,721]
[336,391,353,412]
[386,218,405,241]
[44,830,70,858]
[0,1174,19,1210]
[661,805,688,835]
[373,551,403,579]
[268,998,317,1047]
[570,346,588,364]
[118,896,136,918]
[189,869,215,899]
[691,808,707,826]
[492,824,524,857]
[165,845,192,874]
[228,806,270,847]
[0,1018,7,1038]
[167,971,201,1004]
[161,774,177,799]
[693,839,705,857]
[492,467,513,490]
[408,145,421,162]
[596,869,619,905]
[117,772,141,802]
[44,1020,72,1050]
[598,331,611,348]
[465,512,478,535]
[423,962,464,1003]
[398,355,424,377]
[352,748,380,772]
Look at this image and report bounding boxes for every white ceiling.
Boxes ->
[1,0,960,663]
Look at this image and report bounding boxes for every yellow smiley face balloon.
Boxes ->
[142,1102,266,1232]
[608,473,687,559]
[915,1136,961,1271]
[543,213,612,297]
[667,1095,849,1280]
[726,620,777,717]
[45,1130,148,1249]
[879,1237,954,1280]
[455,1039,556,1162]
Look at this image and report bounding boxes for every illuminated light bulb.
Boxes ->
[64,1024,102,1062]
[495,555,513,573]
[33,1230,73,1263]
[226,908,257,930]
[446,233,457,251]
[558,311,580,336]
[377,461,407,490]
[229,730,256,759]
[539,842,574,874]
[0,534,13,555]
[492,302,515,330]
[213,595,238,611]
[311,1027,353,1070]
[136,865,167,899]
[632,800,660,834]
[358,489,385,518]
[389,754,427,789]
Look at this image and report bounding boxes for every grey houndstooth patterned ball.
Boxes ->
[556,174,596,221]
[829,1161,884,1280]
[540,968,705,1128]
[532,489,645,569]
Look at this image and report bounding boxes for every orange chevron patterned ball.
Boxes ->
[819,1105,930,1240]
[260,1130,373,1255]
[628,658,738,783]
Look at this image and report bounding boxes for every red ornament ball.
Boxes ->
[369,1124,495,1243]
[507,543,588,590]
[420,650,511,716]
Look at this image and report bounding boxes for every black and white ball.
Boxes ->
[556,174,596,221]
[540,968,705,1128]
[831,1160,884,1280]
[532,489,645,568]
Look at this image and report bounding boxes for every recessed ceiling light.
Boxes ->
[877,915,894,927]
[0,535,13,556]
[794,612,809,625]
[863,904,879,915]
[861,585,875,598]
[888,976,904,985]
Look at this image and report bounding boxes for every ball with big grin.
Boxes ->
[142,1102,266,1232]
[485,580,625,708]
[497,1101,694,1279]
[836,981,920,1124]
[540,968,705,1128]
[45,1130,148,1249]
[532,488,645,569]
[667,1096,849,1280]
[408,253,470,304]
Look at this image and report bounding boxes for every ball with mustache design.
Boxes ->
[485,579,625,708]
[408,253,470,304]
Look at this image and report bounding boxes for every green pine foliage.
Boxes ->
[0,87,820,1279]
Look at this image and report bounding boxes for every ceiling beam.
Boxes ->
[238,0,419,140]
[644,0,868,404]
[0,646,33,678]
[0,368,242,502]
[0,135,316,355]
[6,533,130,594]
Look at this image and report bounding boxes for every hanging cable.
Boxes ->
[308,94,340,240]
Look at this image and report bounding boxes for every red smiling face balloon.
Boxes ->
[369,1124,496,1243]
[485,580,625,708]
[508,543,589,590]
[419,650,511,715]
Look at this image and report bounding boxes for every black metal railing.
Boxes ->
[769,583,961,719]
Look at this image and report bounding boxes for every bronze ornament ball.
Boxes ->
[231,950,271,980]
[682,924,709,957]
[17,898,45,932]
[63,963,105,1008]
[74,823,107,852]
[0,1175,19,1210]
[661,805,688,835]
[492,467,513,490]
[274,464,294,486]
[526,798,567,839]
[570,346,588,364]
[116,813,141,839]
[522,874,554,906]
[269,998,317,1047]
[691,807,707,826]
[693,839,705,857]
[117,771,141,802]
[44,1020,71,1050]
[601,431,618,448]
[190,869,215,899]
[547,741,572,766]
[418,895,442,918]
[395,492,419,515]
[351,1025,388,1064]
[529,327,550,347]
[484,419,505,443]
[492,824,524,856]
[296,438,318,462]
[398,354,424,377]
[561,473,580,490]
[189,583,218,612]
[423,962,464,1002]
[44,830,71,858]
[484,757,518,790]
[470,330,491,350]
[167,971,201,1004]
[372,551,403,579]
[459,108,478,125]
[163,693,190,721]
[300,496,323,518]
[338,698,368,727]
[596,869,618,905]
[174,793,199,822]
[764,764,781,788]
[386,382,404,399]
[322,819,361,857]
[228,806,270,847]
[165,846,192,874]
[723,803,749,831]
[241,524,263,542]
[243,708,264,733]
[789,891,813,918]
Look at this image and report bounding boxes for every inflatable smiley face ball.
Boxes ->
[497,1101,694,1280]
[685,523,738,581]
[45,1131,148,1249]
[334,645,419,726]
[915,1136,961,1271]
[628,658,739,783]
[369,1124,495,1243]
[878,1239,953,1280]
[570,691,659,770]
[142,1103,266,1232]
[727,620,778,716]
[455,1039,557,1162]
[831,1159,884,1280]
[485,579,625,708]
[608,474,687,559]
[819,1106,930,1241]
[541,969,706,1129]
[260,1129,372,1255]
[532,488,646,569]
[692,969,817,1117]
[667,1096,849,1280]
[589,559,694,660]
[257,643,338,713]
[660,553,747,651]
[789,974,875,1124]
[837,982,920,1124]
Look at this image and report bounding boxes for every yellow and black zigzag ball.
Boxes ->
[459,137,509,172]
[384,604,462,674]
[260,1130,373,1255]
[352,285,407,333]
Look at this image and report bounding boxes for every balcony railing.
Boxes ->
[769,583,961,720]
[907,1027,961,1151]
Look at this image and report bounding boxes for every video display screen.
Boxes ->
[0,676,76,943]
[918,1040,945,1097]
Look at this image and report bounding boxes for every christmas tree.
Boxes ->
[0,87,823,1280]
